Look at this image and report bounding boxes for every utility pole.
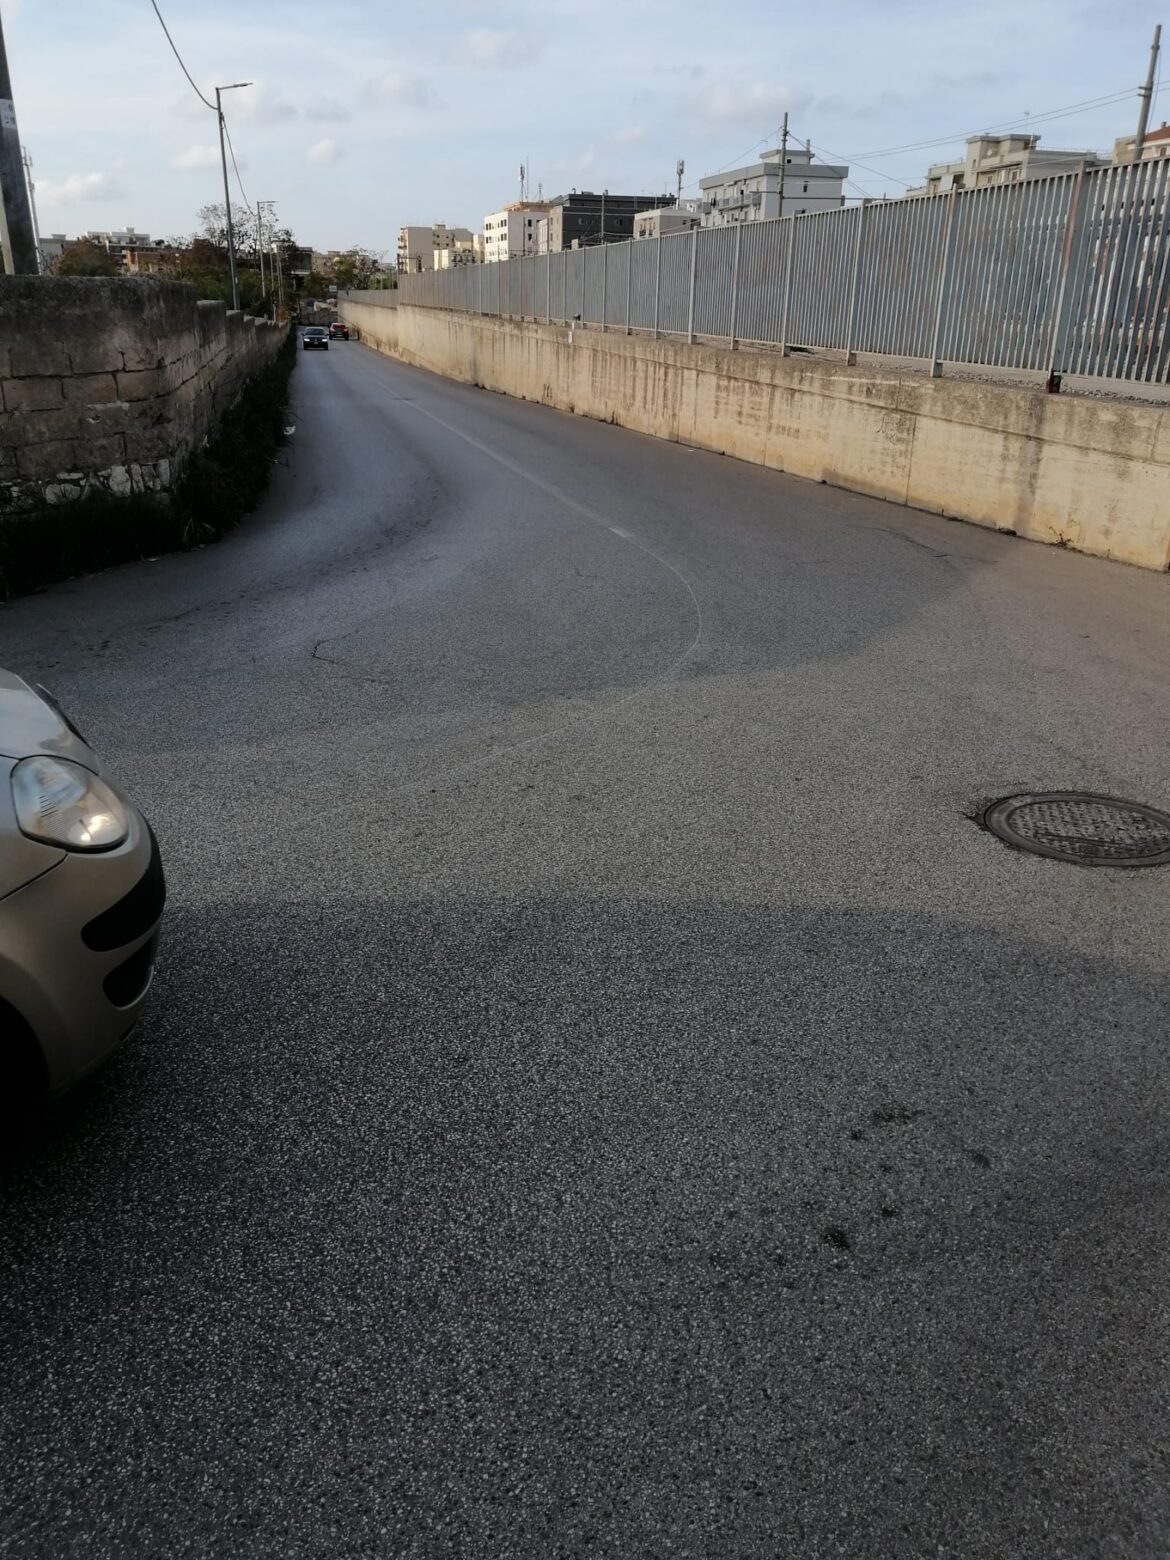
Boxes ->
[256,202,265,303]
[1134,24,1162,162]
[676,158,685,205]
[0,9,38,274]
[777,111,790,219]
[22,146,42,272]
[215,81,251,311]
[600,188,606,244]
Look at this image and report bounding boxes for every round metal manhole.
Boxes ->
[983,793,1170,867]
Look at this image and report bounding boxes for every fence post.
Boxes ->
[929,189,959,376]
[653,235,662,338]
[687,227,698,343]
[1045,168,1088,391]
[625,240,633,334]
[779,218,794,355]
[843,200,869,365]
[729,222,742,348]
[546,250,551,324]
[580,249,586,323]
[601,242,607,331]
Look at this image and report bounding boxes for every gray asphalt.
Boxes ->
[2,337,1170,1558]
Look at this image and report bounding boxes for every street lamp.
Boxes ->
[215,81,251,311]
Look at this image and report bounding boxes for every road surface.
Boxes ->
[2,338,1169,1557]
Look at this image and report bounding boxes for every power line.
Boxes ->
[148,0,215,112]
[799,135,914,191]
[222,115,253,214]
[850,87,1139,162]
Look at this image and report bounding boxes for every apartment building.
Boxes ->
[397,223,474,272]
[698,147,847,224]
[482,202,549,263]
[908,134,1106,196]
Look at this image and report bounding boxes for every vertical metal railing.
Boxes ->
[389,170,1170,388]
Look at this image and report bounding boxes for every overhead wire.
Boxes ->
[222,116,253,214]
[148,0,215,112]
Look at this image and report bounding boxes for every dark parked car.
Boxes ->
[329,321,350,340]
[303,327,329,351]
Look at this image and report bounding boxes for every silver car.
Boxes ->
[0,671,164,1104]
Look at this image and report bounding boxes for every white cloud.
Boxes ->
[553,147,596,175]
[306,138,342,166]
[37,171,123,204]
[171,144,223,171]
[363,70,430,107]
[305,96,351,122]
[232,82,298,126]
[701,82,809,127]
[608,125,646,147]
[460,27,542,67]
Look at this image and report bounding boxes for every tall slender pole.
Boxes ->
[777,111,790,219]
[256,204,266,304]
[0,10,38,273]
[216,87,240,310]
[1134,24,1162,162]
[22,146,42,272]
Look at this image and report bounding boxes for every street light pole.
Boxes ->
[1134,24,1162,162]
[215,81,251,311]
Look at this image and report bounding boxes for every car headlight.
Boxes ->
[11,756,129,851]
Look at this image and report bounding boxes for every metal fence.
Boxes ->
[391,159,1170,388]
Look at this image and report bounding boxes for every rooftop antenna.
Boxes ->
[676,157,685,203]
[519,161,526,201]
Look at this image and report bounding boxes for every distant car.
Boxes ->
[303,327,329,350]
[328,321,349,340]
[0,671,165,1107]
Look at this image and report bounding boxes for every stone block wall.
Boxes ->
[0,277,286,513]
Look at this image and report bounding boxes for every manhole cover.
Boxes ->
[983,793,1170,867]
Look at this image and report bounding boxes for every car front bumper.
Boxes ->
[0,812,165,1095]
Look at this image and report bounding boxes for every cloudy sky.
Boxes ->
[3,0,1165,254]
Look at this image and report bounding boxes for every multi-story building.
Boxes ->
[82,228,157,271]
[1113,121,1170,163]
[908,134,1106,196]
[633,206,702,239]
[482,202,549,263]
[545,192,675,251]
[397,223,474,272]
[698,147,847,225]
[435,236,483,268]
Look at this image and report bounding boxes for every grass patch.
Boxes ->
[0,330,295,601]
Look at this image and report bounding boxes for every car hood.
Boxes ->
[0,669,93,764]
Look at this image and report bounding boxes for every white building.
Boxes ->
[698,146,847,225]
[1113,121,1170,164]
[435,235,483,269]
[633,207,701,239]
[397,223,474,272]
[482,202,549,263]
[908,134,1106,196]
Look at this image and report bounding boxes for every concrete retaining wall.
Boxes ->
[0,277,286,513]
[340,296,1170,572]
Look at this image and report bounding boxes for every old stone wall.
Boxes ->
[0,277,286,512]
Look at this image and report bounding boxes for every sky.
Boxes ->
[2,0,1166,255]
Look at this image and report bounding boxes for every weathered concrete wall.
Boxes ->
[341,297,1170,572]
[0,277,286,512]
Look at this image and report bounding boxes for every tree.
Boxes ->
[331,247,385,291]
[53,240,119,277]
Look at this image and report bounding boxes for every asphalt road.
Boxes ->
[2,336,1170,1558]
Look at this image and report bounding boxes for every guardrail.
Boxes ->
[388,161,1170,389]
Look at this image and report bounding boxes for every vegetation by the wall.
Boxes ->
[0,330,296,600]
